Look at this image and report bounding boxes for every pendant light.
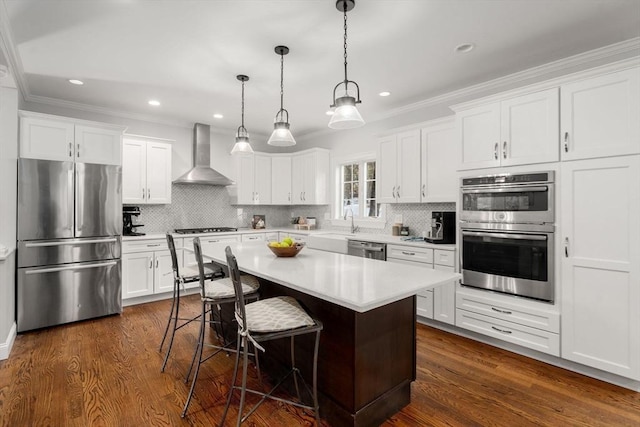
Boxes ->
[328,0,365,129]
[267,46,296,146]
[231,74,254,155]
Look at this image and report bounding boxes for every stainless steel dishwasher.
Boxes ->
[347,240,386,260]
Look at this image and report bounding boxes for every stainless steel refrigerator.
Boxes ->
[17,158,122,332]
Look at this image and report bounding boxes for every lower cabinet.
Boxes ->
[279,232,307,243]
[122,238,181,299]
[387,244,456,325]
[241,233,265,242]
[455,290,560,356]
[183,235,241,278]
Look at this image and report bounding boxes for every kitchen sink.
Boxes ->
[306,233,354,254]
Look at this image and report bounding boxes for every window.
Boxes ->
[339,159,380,219]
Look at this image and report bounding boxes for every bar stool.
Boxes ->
[160,233,223,372]
[182,237,260,418]
[220,246,323,427]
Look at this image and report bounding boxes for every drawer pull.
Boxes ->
[147,244,161,247]
[491,307,512,315]
[401,251,416,256]
[491,326,512,334]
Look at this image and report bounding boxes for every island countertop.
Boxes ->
[201,241,461,313]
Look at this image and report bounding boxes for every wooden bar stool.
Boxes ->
[220,246,323,426]
[159,233,223,372]
[181,237,260,418]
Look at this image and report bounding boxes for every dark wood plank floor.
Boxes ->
[1,295,639,426]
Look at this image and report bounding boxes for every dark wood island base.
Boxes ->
[256,279,417,427]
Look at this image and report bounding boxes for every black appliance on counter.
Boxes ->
[425,211,456,244]
[123,206,145,236]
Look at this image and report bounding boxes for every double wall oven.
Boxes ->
[460,171,555,302]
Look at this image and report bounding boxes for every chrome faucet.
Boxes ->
[344,208,359,233]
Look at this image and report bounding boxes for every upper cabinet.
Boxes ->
[122,135,172,204]
[420,118,459,202]
[237,153,272,205]
[291,149,330,205]
[561,67,640,161]
[19,111,124,165]
[378,129,422,203]
[271,155,292,205]
[454,88,559,170]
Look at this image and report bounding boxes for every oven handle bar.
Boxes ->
[462,185,548,194]
[462,231,548,241]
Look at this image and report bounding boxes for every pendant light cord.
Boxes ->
[241,79,245,129]
[343,6,349,86]
[280,52,284,111]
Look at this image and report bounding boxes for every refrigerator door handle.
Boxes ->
[75,166,83,234]
[24,238,119,248]
[67,169,74,232]
[24,261,118,274]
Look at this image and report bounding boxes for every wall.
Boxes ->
[0,83,18,359]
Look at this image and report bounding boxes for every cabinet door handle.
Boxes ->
[502,141,507,159]
[396,185,400,199]
[149,259,153,269]
[303,191,306,201]
[142,188,146,199]
[422,184,425,198]
[401,251,415,256]
[147,188,150,199]
[491,326,512,334]
[147,244,160,247]
[491,307,512,315]
[494,142,499,159]
[69,142,73,157]
[392,186,396,199]
[77,143,80,158]
[155,259,159,268]
[564,237,569,257]
[300,192,303,201]
[288,192,290,201]
[564,132,569,153]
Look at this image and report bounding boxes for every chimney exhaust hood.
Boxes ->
[173,123,234,186]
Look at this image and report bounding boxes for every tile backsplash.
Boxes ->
[134,185,455,237]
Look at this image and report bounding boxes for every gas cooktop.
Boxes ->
[174,227,238,234]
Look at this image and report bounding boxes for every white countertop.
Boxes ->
[201,241,461,313]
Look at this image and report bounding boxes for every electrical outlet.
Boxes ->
[237,208,243,216]
[394,214,403,224]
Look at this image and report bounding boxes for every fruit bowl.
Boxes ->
[267,243,305,258]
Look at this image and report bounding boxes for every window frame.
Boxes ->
[330,152,386,229]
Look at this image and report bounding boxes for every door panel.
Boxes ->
[75,163,122,237]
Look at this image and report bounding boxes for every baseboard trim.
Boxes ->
[0,322,17,360]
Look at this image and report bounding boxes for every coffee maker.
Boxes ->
[425,211,455,244]
[123,206,145,236]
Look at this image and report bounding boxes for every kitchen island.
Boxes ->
[202,241,461,427]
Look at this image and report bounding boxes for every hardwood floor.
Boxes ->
[1,295,639,426]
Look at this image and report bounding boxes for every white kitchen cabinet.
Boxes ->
[271,155,292,204]
[241,233,265,242]
[456,289,560,356]
[560,155,640,380]
[291,149,330,205]
[237,154,272,204]
[420,119,459,202]
[378,129,421,203]
[560,67,640,161]
[19,111,124,165]
[122,136,172,204]
[122,238,181,299]
[182,234,241,272]
[278,232,307,244]
[433,250,456,325]
[455,88,559,170]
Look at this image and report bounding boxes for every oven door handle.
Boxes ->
[462,231,548,241]
[461,185,548,194]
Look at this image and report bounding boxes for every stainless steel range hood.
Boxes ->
[173,123,234,186]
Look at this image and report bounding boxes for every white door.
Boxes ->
[301,153,317,204]
[561,68,640,161]
[291,155,305,204]
[154,251,176,294]
[122,252,154,299]
[122,139,147,204]
[75,125,122,165]
[421,121,458,202]
[433,264,456,325]
[20,116,74,161]
[500,88,559,166]
[237,155,255,204]
[272,156,292,204]
[561,155,640,380]
[377,135,398,203]
[254,154,272,204]
[146,142,172,204]
[457,103,501,170]
[396,129,421,203]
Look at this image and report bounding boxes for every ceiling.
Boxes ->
[1,0,639,140]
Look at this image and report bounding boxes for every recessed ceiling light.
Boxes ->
[213,113,223,119]
[379,91,391,97]
[148,100,161,106]
[326,110,334,116]
[68,79,84,85]
[455,43,475,53]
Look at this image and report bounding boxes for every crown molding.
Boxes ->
[0,0,28,96]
